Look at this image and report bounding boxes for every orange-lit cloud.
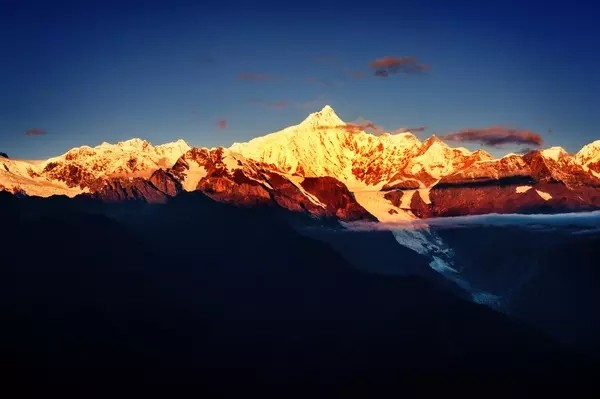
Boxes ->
[319,118,385,135]
[369,56,429,77]
[24,128,47,136]
[350,71,366,79]
[441,126,543,147]
[217,119,227,129]
[318,118,428,136]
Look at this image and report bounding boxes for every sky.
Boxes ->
[1,0,599,159]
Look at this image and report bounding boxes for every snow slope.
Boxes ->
[0,139,190,196]
[231,106,498,190]
[0,157,85,197]
[353,190,415,222]
[230,105,423,190]
[575,140,600,176]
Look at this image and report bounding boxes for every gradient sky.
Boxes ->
[1,0,599,159]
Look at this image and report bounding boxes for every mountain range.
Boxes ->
[2,105,600,221]
[3,106,600,393]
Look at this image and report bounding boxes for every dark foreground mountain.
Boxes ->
[0,191,595,396]
[431,223,600,356]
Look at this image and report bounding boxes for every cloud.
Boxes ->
[320,118,385,135]
[24,128,47,136]
[342,211,600,234]
[441,126,543,147]
[350,71,366,79]
[318,118,426,136]
[248,99,289,108]
[369,56,429,77]
[348,119,385,135]
[237,73,278,81]
[518,147,535,154]
[217,119,227,129]
[392,126,427,134]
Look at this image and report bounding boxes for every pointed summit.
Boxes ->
[300,105,344,127]
[321,104,335,114]
[426,134,444,143]
[419,134,447,153]
[541,146,568,162]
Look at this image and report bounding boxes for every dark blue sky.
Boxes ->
[1,0,599,158]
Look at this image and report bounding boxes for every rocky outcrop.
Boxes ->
[300,177,376,221]
[92,178,170,203]
[439,154,530,185]
[198,169,272,206]
[0,152,8,159]
[169,146,371,221]
[407,180,600,218]
[198,172,373,221]
[38,139,190,190]
[93,169,186,204]
[42,161,105,190]
[148,169,182,197]
[383,190,404,208]
[382,179,421,191]
[259,171,326,215]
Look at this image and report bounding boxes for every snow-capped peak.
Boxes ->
[400,135,478,182]
[228,106,427,188]
[35,138,191,191]
[156,139,191,158]
[299,105,344,128]
[575,140,600,176]
[541,146,568,161]
[418,135,449,154]
[576,140,600,163]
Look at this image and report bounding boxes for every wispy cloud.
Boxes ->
[24,128,47,136]
[369,56,429,77]
[441,126,543,147]
[518,147,535,154]
[317,118,426,136]
[392,126,427,134]
[345,119,385,135]
[217,119,227,129]
[237,73,279,81]
[343,211,600,233]
[350,71,366,80]
[319,118,385,135]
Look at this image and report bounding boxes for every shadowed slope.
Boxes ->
[0,191,594,395]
